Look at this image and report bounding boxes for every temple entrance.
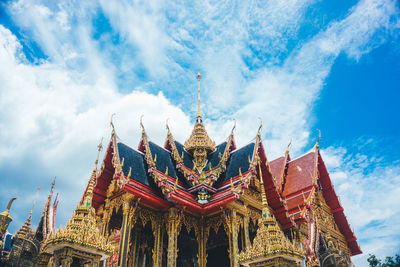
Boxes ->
[177,225,198,267]
[130,218,154,267]
[206,225,229,267]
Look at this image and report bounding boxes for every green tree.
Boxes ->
[368,254,400,267]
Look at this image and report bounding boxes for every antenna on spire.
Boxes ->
[196,72,202,123]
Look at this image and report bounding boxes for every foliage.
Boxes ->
[367,254,400,267]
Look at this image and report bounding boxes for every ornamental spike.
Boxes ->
[286,136,292,153]
[166,118,171,135]
[316,129,321,149]
[257,117,263,136]
[110,113,116,135]
[127,167,132,180]
[174,177,179,191]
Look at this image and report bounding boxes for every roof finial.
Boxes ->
[196,72,202,122]
[4,197,16,213]
[166,118,171,135]
[140,115,146,135]
[231,119,236,135]
[51,177,56,193]
[257,117,263,136]
[316,129,321,149]
[286,136,292,153]
[110,113,116,135]
[94,138,103,170]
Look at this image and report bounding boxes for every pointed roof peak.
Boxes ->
[196,71,202,121]
[184,72,215,153]
[83,140,103,208]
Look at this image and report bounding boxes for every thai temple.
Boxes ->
[0,73,361,266]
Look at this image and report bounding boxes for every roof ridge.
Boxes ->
[230,141,256,154]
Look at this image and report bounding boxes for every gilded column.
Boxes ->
[152,220,164,267]
[118,198,133,267]
[128,227,140,267]
[101,199,111,237]
[197,218,207,267]
[243,215,251,250]
[60,256,73,267]
[166,208,180,267]
[228,211,239,267]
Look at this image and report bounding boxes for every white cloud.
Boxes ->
[0,1,399,265]
[0,24,191,232]
[321,146,400,266]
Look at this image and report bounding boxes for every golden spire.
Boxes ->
[84,139,103,208]
[238,161,303,265]
[15,187,40,239]
[196,72,202,122]
[184,72,215,171]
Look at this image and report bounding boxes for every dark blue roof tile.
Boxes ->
[149,141,177,178]
[224,142,255,181]
[117,142,151,186]
[207,142,227,169]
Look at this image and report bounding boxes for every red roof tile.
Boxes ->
[283,152,316,197]
[269,156,285,187]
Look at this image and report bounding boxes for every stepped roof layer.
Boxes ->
[90,123,361,256]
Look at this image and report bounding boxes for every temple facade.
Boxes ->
[2,74,361,266]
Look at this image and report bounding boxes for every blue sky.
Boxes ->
[0,0,399,265]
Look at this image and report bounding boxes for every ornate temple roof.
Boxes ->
[86,73,361,257]
[42,142,113,260]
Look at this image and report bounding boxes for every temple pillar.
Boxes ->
[227,211,239,267]
[152,219,164,267]
[166,208,180,267]
[128,226,140,266]
[197,218,207,267]
[243,216,251,250]
[101,199,110,237]
[118,197,133,267]
[60,256,73,267]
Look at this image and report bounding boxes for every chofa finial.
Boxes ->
[166,118,171,135]
[316,129,321,149]
[257,117,263,136]
[140,115,146,135]
[110,113,116,135]
[286,136,292,153]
